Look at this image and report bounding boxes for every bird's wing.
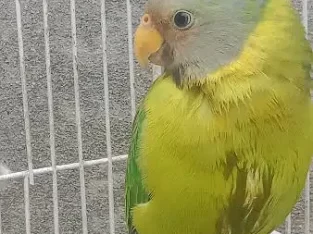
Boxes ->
[125,104,150,234]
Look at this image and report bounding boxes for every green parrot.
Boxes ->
[125,0,313,233]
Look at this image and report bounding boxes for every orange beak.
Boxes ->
[134,14,164,67]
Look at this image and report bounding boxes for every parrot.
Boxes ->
[124,0,313,233]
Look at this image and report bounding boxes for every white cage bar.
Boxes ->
[69,0,89,233]
[0,0,311,233]
[42,0,60,232]
[100,0,115,233]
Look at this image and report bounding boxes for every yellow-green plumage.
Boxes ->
[125,0,313,233]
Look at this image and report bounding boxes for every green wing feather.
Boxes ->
[125,104,150,234]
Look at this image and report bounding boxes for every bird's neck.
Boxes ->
[180,0,310,89]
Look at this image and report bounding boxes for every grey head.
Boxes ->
[139,0,267,86]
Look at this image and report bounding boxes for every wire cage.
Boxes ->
[0,0,311,233]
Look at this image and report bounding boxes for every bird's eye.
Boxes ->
[173,10,194,30]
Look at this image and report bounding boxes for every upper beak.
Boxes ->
[134,14,164,67]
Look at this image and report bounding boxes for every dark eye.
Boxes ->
[173,10,194,29]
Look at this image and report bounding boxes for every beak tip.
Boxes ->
[135,52,149,68]
[137,60,150,69]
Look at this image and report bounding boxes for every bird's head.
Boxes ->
[134,0,266,85]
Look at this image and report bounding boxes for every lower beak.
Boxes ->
[134,14,164,67]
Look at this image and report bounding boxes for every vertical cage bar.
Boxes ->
[126,0,136,119]
[0,201,2,234]
[303,0,308,34]
[304,172,311,234]
[42,0,60,233]
[100,0,115,233]
[302,0,311,232]
[285,214,292,234]
[24,176,31,234]
[15,0,34,185]
[69,0,88,233]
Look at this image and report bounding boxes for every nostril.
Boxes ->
[142,14,151,25]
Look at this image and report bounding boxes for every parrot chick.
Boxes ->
[125,0,313,233]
